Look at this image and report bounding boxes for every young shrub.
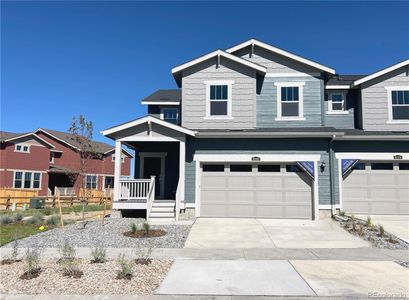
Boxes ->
[11,239,19,261]
[358,224,365,236]
[116,252,134,280]
[366,216,373,228]
[14,213,24,222]
[350,214,356,233]
[58,240,82,278]
[379,225,385,237]
[142,221,150,234]
[21,248,41,279]
[0,215,13,225]
[43,207,52,216]
[134,239,154,265]
[130,223,138,234]
[24,213,44,225]
[46,215,60,226]
[90,245,107,263]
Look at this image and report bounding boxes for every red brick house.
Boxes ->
[0,129,132,196]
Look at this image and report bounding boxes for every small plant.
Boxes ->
[116,252,134,280]
[351,214,356,232]
[366,216,373,228]
[358,224,365,236]
[379,224,385,237]
[134,240,154,265]
[14,213,24,222]
[338,210,346,217]
[11,239,19,261]
[130,223,139,234]
[58,240,82,277]
[43,207,53,216]
[21,248,41,279]
[91,245,107,263]
[142,221,150,234]
[24,213,44,225]
[46,215,60,226]
[0,215,13,225]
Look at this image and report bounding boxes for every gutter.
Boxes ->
[195,131,345,138]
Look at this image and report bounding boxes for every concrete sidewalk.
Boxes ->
[1,247,407,261]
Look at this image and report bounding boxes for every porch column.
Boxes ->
[176,137,186,221]
[114,140,122,202]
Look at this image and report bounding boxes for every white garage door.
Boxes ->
[200,163,313,219]
[343,161,409,215]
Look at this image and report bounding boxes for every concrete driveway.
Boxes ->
[356,215,409,243]
[184,218,370,248]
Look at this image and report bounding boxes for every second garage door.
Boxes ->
[343,161,409,215]
[200,163,313,219]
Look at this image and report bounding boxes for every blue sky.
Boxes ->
[2,1,409,143]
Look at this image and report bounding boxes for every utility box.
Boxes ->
[29,198,45,209]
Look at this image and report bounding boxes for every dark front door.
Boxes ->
[143,157,162,197]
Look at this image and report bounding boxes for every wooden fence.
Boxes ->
[0,188,111,210]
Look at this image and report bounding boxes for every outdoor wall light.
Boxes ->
[320,161,326,172]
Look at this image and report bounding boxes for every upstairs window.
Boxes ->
[205,81,233,118]
[328,93,345,112]
[390,89,409,121]
[50,152,55,163]
[161,108,179,124]
[112,154,125,163]
[275,82,305,120]
[15,144,30,153]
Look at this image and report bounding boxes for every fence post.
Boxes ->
[6,195,10,210]
[57,190,64,229]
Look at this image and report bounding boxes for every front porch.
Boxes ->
[102,116,195,221]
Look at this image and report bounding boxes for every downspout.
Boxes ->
[328,134,336,217]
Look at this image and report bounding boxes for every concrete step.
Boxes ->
[149,212,175,218]
[151,206,175,212]
[153,201,176,208]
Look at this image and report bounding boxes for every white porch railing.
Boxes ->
[55,186,76,196]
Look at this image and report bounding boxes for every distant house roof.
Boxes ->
[327,75,366,86]
[352,59,409,87]
[0,131,55,148]
[141,89,181,105]
[36,128,133,157]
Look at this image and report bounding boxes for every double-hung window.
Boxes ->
[328,93,345,112]
[275,82,305,120]
[14,171,41,189]
[387,88,409,121]
[205,81,233,118]
[85,175,97,189]
[161,108,179,124]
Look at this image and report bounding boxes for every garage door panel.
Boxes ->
[200,163,313,219]
[343,162,409,215]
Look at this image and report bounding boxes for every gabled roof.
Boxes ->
[226,38,336,75]
[101,115,196,137]
[172,49,267,87]
[0,131,55,148]
[36,128,133,157]
[141,89,181,105]
[352,59,409,87]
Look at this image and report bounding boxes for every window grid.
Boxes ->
[208,84,229,116]
[391,90,409,120]
[13,171,41,189]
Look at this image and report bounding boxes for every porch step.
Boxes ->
[149,212,175,218]
[149,200,176,219]
[151,206,175,212]
[152,200,176,208]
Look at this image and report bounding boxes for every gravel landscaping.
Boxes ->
[0,259,172,295]
[335,215,408,249]
[1,218,191,248]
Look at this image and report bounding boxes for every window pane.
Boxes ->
[14,172,22,188]
[216,85,222,99]
[15,171,22,180]
[230,164,252,172]
[105,176,114,188]
[371,163,393,170]
[281,87,287,101]
[16,145,22,151]
[24,172,32,188]
[163,108,178,124]
[288,87,293,100]
[210,101,227,115]
[331,94,343,102]
[210,85,216,100]
[293,87,299,101]
[258,165,280,172]
[332,102,343,111]
[392,106,409,120]
[222,85,228,99]
[23,146,28,152]
[203,164,224,172]
[286,165,302,172]
[399,163,409,170]
[282,102,299,117]
[33,173,40,189]
[352,163,366,170]
[404,91,409,104]
[392,91,398,104]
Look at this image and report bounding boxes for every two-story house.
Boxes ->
[0,129,132,196]
[102,39,409,221]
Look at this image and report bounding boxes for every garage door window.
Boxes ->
[286,165,302,172]
[230,164,252,172]
[202,164,224,172]
[258,165,280,172]
[371,163,393,170]
[352,162,366,170]
[399,163,409,170]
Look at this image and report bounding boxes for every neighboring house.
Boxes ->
[0,129,132,196]
[102,39,409,221]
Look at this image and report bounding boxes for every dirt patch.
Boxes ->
[20,268,41,280]
[123,229,167,238]
[116,273,133,280]
[63,270,84,279]
[1,259,21,265]
[135,258,152,265]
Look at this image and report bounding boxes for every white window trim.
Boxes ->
[103,175,115,189]
[112,154,125,163]
[327,92,349,114]
[386,86,409,124]
[160,107,180,124]
[13,170,42,190]
[204,80,234,119]
[14,143,31,153]
[84,174,98,189]
[274,82,305,120]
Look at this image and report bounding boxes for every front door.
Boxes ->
[143,157,163,198]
